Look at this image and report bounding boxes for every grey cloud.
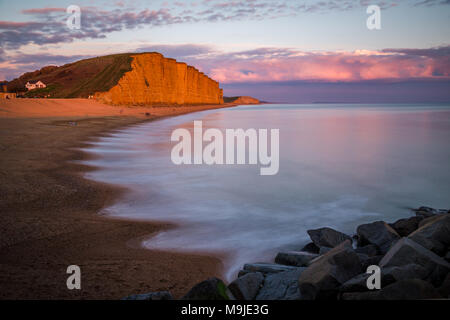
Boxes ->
[383,46,450,57]
[8,53,91,65]
[1,0,449,50]
[414,0,450,6]
[0,7,192,49]
[0,52,93,80]
[136,44,215,59]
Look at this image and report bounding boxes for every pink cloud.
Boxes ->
[191,47,450,83]
[1,45,449,84]
[21,8,66,14]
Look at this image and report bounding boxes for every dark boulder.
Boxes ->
[408,214,450,256]
[438,273,450,299]
[445,251,450,263]
[256,268,305,300]
[307,227,352,248]
[339,273,376,293]
[357,221,400,254]
[418,214,446,228]
[182,277,229,300]
[242,263,301,275]
[275,251,319,267]
[319,246,332,255]
[414,206,438,218]
[358,254,383,270]
[228,272,264,300]
[382,263,429,283]
[298,240,362,300]
[379,238,450,286]
[341,279,442,300]
[375,279,442,299]
[414,207,449,218]
[301,242,320,254]
[339,263,428,293]
[355,244,379,257]
[390,216,423,237]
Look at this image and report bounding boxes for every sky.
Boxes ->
[0,0,449,103]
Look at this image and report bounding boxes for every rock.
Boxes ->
[339,263,428,293]
[242,263,301,275]
[438,273,450,298]
[341,279,441,300]
[319,246,332,255]
[355,244,379,257]
[256,268,305,300]
[122,291,173,300]
[374,279,442,300]
[408,214,450,256]
[414,206,438,218]
[275,251,319,267]
[298,240,363,300]
[358,254,383,270]
[301,242,320,254]
[237,270,251,277]
[382,263,429,283]
[419,214,443,228]
[445,251,450,263]
[379,238,450,286]
[339,273,374,293]
[182,278,229,300]
[413,207,449,219]
[357,221,400,254]
[390,216,423,237]
[228,272,264,300]
[307,227,352,248]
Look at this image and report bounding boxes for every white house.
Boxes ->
[25,80,46,91]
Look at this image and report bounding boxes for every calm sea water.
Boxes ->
[83,104,450,280]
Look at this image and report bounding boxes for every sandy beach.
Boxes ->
[0,98,235,299]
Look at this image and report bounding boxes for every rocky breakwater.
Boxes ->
[125,206,450,300]
[95,52,223,105]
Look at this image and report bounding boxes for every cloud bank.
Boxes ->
[1,0,448,49]
[183,45,450,83]
[1,45,449,84]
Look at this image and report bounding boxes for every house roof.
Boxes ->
[27,80,43,84]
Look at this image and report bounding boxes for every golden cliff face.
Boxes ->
[95,53,224,105]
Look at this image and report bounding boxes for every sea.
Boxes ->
[82,103,450,280]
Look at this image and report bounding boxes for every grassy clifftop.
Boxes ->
[8,53,135,98]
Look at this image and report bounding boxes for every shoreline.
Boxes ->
[0,98,241,299]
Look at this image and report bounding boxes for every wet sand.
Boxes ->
[0,98,236,299]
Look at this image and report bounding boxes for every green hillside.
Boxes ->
[8,53,135,98]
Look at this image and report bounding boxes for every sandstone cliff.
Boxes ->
[7,53,223,105]
[95,53,223,105]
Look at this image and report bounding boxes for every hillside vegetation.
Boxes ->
[8,53,134,98]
